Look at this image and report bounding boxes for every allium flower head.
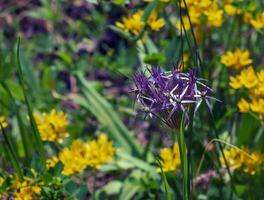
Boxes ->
[133,66,217,129]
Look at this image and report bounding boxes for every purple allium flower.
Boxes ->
[133,66,219,129]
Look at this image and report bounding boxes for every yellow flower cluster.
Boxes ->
[229,66,264,118]
[159,143,181,172]
[13,176,42,200]
[115,10,164,35]
[220,147,264,175]
[220,49,252,70]
[34,110,69,143]
[221,48,264,119]
[177,0,223,30]
[47,134,115,176]
[250,12,264,30]
[0,116,8,129]
[224,0,241,16]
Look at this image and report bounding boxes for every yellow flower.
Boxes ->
[0,116,8,129]
[177,0,223,30]
[115,10,164,35]
[13,176,42,200]
[221,49,253,70]
[220,147,243,171]
[250,99,264,115]
[46,156,59,169]
[243,12,253,24]
[243,151,264,175]
[84,134,116,169]
[239,66,258,89]
[159,143,181,172]
[257,70,264,83]
[237,98,250,113]
[0,177,4,186]
[250,12,264,30]
[115,10,144,35]
[229,75,243,89]
[148,11,165,31]
[220,147,263,175]
[34,109,69,143]
[176,7,201,31]
[52,134,115,176]
[204,5,223,27]
[59,139,88,176]
[224,4,241,16]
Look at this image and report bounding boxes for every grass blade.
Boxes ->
[75,72,142,156]
[16,38,46,168]
[157,159,172,200]
[0,124,23,180]
[1,81,32,166]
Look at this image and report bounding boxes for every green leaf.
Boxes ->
[144,53,166,65]
[108,25,133,40]
[116,151,158,178]
[16,38,46,168]
[237,113,260,146]
[74,73,143,156]
[98,181,122,195]
[142,0,159,22]
[157,159,172,200]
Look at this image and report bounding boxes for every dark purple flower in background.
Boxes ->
[133,66,219,129]
[19,16,52,38]
[193,169,220,190]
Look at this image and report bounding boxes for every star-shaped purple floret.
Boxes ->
[133,66,219,128]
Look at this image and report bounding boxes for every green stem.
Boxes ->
[0,124,23,180]
[175,123,189,200]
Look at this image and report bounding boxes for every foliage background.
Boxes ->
[0,0,264,199]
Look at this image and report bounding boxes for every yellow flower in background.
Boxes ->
[221,49,252,70]
[257,70,264,83]
[59,139,88,176]
[243,12,253,24]
[243,151,264,175]
[115,10,144,35]
[115,10,164,35]
[204,4,223,27]
[224,0,241,16]
[177,0,223,30]
[0,116,8,129]
[13,176,42,200]
[0,176,4,186]
[220,147,243,171]
[84,134,116,169]
[230,66,264,119]
[46,156,59,169]
[239,66,258,89]
[34,110,69,143]
[237,98,250,113]
[250,99,264,115]
[220,147,264,175]
[48,134,115,176]
[250,12,264,30]
[159,143,181,172]
[229,75,243,89]
[176,7,201,31]
[148,11,165,31]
